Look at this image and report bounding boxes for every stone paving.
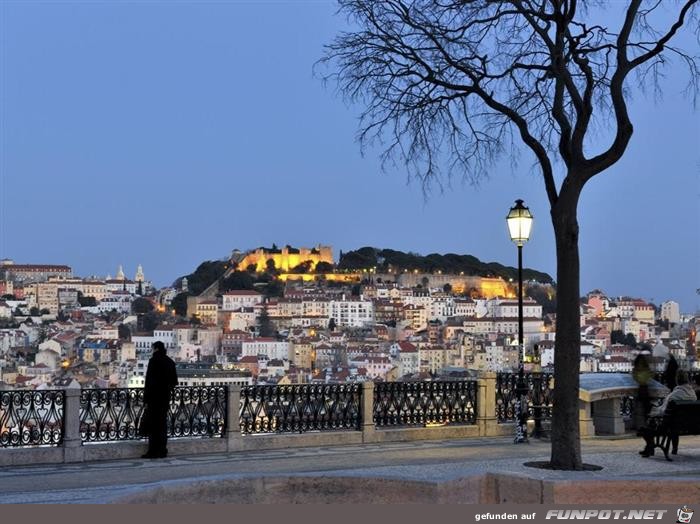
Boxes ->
[1,434,699,503]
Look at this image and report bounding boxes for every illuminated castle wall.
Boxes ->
[236,245,334,273]
[392,273,514,299]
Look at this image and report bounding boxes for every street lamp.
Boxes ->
[506,199,533,444]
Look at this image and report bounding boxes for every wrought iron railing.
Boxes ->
[0,390,65,447]
[495,372,554,423]
[373,380,477,427]
[620,395,635,419]
[80,386,226,443]
[80,388,145,442]
[169,386,227,438]
[240,384,361,434]
[618,395,664,420]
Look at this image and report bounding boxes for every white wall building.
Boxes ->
[97,293,133,314]
[329,299,374,328]
[660,301,680,324]
[153,327,176,350]
[241,338,291,361]
[454,299,476,318]
[132,335,157,355]
[350,356,393,379]
[485,298,542,319]
[222,290,263,311]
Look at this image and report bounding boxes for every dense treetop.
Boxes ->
[338,247,553,284]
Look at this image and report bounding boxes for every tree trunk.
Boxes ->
[550,189,583,470]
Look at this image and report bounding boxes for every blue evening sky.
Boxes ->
[1,1,698,312]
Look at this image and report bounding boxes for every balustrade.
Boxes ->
[239,384,361,434]
[0,390,65,447]
[79,386,227,443]
[495,372,553,424]
[373,380,477,427]
[2,373,674,465]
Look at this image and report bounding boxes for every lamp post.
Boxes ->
[506,199,533,444]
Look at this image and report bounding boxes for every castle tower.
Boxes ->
[182,277,189,293]
[135,264,145,282]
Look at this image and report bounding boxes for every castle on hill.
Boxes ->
[233,244,333,273]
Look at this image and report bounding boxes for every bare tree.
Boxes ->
[319,0,698,470]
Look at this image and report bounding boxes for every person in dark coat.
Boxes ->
[142,340,178,459]
[663,354,679,390]
[632,352,652,418]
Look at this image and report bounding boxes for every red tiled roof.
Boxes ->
[10,264,71,271]
[398,341,418,353]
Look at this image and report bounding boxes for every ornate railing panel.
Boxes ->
[0,390,65,447]
[373,381,477,427]
[169,386,227,438]
[80,386,226,442]
[620,395,635,419]
[80,388,145,442]
[496,373,554,423]
[240,384,361,434]
[619,396,663,420]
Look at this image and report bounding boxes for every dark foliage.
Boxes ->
[338,246,553,283]
[174,260,228,296]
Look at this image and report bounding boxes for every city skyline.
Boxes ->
[1,2,697,311]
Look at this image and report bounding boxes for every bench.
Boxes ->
[645,400,700,461]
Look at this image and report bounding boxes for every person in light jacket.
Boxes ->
[639,370,696,457]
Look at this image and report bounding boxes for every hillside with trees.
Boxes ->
[338,247,553,284]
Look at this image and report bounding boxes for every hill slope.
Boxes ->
[338,247,553,284]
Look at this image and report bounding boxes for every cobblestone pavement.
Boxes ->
[1,435,699,503]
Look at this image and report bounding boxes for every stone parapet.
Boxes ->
[0,376,646,466]
[113,473,700,504]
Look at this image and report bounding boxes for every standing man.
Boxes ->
[142,340,178,459]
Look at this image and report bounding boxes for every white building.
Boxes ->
[484,298,542,319]
[302,299,330,318]
[153,327,176,351]
[176,370,253,387]
[349,355,393,379]
[0,300,12,318]
[660,301,680,324]
[196,327,223,357]
[97,293,133,314]
[241,338,291,361]
[222,290,264,311]
[430,297,455,322]
[454,299,476,318]
[329,298,374,328]
[221,308,257,331]
[394,341,419,376]
[462,317,544,338]
[105,279,139,294]
[0,329,29,355]
[132,334,157,355]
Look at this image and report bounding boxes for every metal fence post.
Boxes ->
[532,373,543,438]
[63,384,84,463]
[227,385,242,452]
[361,381,375,443]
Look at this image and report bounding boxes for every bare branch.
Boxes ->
[318,0,699,194]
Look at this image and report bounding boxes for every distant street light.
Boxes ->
[506,199,533,444]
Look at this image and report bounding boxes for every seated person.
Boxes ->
[639,370,697,457]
